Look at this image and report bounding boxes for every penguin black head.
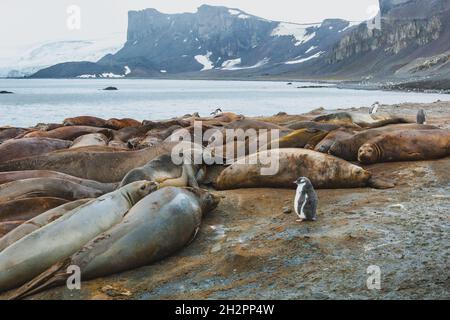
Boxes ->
[294,177,311,186]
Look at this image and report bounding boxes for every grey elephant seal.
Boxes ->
[0,181,158,292]
[70,133,109,149]
[0,199,92,253]
[12,187,220,299]
[119,154,204,188]
[216,148,373,190]
[0,178,104,203]
[314,112,410,128]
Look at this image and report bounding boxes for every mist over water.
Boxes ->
[0,79,448,127]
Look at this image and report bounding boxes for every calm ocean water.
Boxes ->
[0,79,448,127]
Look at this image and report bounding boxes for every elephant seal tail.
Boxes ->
[9,258,71,300]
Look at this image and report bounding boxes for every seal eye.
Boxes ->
[140,185,147,191]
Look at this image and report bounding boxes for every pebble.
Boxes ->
[282,207,292,214]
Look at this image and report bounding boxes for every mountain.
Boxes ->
[31,5,359,78]
[31,1,450,89]
[0,34,125,78]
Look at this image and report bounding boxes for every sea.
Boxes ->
[0,79,448,127]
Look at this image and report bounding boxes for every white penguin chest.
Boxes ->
[294,183,307,218]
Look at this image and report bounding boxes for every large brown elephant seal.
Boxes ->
[0,197,68,223]
[23,126,111,141]
[63,116,107,128]
[0,138,72,164]
[0,199,92,253]
[105,118,141,130]
[0,171,117,193]
[329,124,439,161]
[0,142,179,183]
[314,128,356,154]
[358,130,450,164]
[12,187,220,299]
[0,181,158,292]
[0,128,32,144]
[216,148,373,190]
[266,128,329,150]
[70,133,109,149]
[284,121,341,131]
[0,178,104,203]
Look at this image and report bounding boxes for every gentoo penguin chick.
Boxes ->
[294,177,318,222]
[369,102,380,115]
[417,109,426,125]
[211,108,223,116]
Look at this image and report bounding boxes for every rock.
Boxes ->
[0,91,13,94]
[100,285,132,297]
[275,112,288,116]
[282,207,292,214]
[103,87,118,91]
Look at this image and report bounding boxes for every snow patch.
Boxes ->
[221,58,270,70]
[271,22,319,46]
[221,58,242,70]
[195,51,214,71]
[285,52,324,65]
[160,70,167,73]
[124,66,131,75]
[305,46,317,54]
[340,21,361,32]
[228,9,240,15]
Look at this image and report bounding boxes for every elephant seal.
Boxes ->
[23,126,110,141]
[0,138,72,164]
[0,142,179,183]
[63,116,107,128]
[358,130,450,164]
[0,197,68,223]
[70,133,109,149]
[314,112,411,128]
[119,154,204,188]
[0,181,158,292]
[284,121,341,131]
[12,187,219,299]
[329,124,439,161]
[266,128,329,150]
[105,118,141,130]
[0,171,118,193]
[314,128,356,153]
[216,148,373,190]
[0,178,104,203]
[0,222,24,238]
[0,128,33,144]
[0,199,92,253]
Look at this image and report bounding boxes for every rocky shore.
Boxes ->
[0,101,449,300]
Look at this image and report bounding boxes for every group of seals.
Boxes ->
[11,187,220,299]
[0,181,158,292]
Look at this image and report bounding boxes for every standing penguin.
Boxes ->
[293,177,318,222]
[369,102,380,115]
[417,109,426,125]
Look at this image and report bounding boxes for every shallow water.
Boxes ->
[0,79,448,127]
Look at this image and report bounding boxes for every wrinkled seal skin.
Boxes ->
[63,116,107,128]
[0,199,92,253]
[0,142,178,183]
[284,121,341,131]
[0,171,118,193]
[11,187,220,299]
[0,221,24,238]
[268,128,329,149]
[70,133,109,149]
[216,148,371,190]
[0,178,103,203]
[314,112,411,128]
[0,138,72,164]
[358,129,450,164]
[329,124,439,161]
[0,181,158,293]
[23,126,111,141]
[0,197,68,223]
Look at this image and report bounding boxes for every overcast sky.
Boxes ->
[0,0,379,47]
